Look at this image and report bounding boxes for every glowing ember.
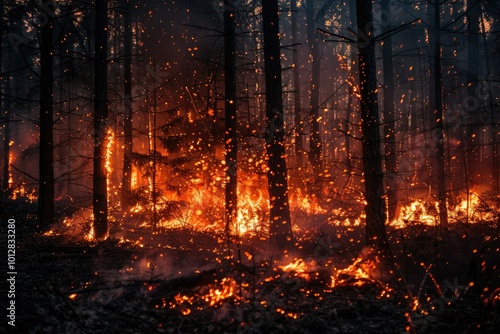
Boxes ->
[170,277,239,312]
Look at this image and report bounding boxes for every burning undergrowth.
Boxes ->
[5,185,500,333]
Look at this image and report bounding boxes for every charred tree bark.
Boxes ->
[356,0,390,254]
[291,0,303,163]
[262,0,294,253]
[483,2,500,207]
[121,0,133,210]
[224,0,238,238]
[37,0,55,230]
[306,0,322,174]
[93,0,109,239]
[430,0,448,226]
[381,0,398,222]
[465,0,481,185]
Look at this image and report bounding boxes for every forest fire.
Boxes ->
[2,0,500,332]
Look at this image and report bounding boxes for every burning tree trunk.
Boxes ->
[93,0,109,239]
[37,0,55,229]
[429,0,448,226]
[306,0,322,174]
[355,0,390,254]
[121,0,133,210]
[291,0,303,163]
[224,0,238,238]
[381,0,398,222]
[262,0,294,253]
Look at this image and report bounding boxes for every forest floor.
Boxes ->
[1,197,500,333]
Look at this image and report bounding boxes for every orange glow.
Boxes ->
[391,192,497,228]
[331,256,377,287]
[278,258,317,281]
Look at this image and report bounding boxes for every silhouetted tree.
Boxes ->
[121,0,133,210]
[224,0,238,239]
[93,0,109,239]
[381,0,398,222]
[37,0,55,229]
[355,0,390,254]
[307,0,322,174]
[262,0,293,253]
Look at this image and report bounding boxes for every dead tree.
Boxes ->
[93,0,109,239]
[381,0,398,222]
[38,0,55,229]
[262,0,294,253]
[291,0,303,163]
[306,0,322,174]
[224,0,238,240]
[121,0,133,210]
[355,0,390,254]
[429,0,448,226]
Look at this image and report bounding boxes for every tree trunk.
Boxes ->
[121,0,133,210]
[465,0,481,187]
[291,0,303,163]
[430,0,448,226]
[224,0,238,238]
[307,0,322,174]
[37,0,55,230]
[381,0,398,222]
[355,0,390,254]
[262,0,294,253]
[93,0,109,239]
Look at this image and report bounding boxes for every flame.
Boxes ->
[8,152,13,188]
[10,182,37,201]
[331,256,377,287]
[278,258,317,281]
[170,277,238,313]
[391,192,498,228]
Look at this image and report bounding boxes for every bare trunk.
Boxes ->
[465,0,481,185]
[381,0,398,222]
[356,0,390,254]
[122,0,133,209]
[262,0,293,253]
[224,0,238,239]
[291,0,303,162]
[37,0,55,230]
[431,0,448,226]
[307,0,322,174]
[93,0,109,239]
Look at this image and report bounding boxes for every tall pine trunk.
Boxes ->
[224,0,238,238]
[262,0,293,253]
[430,0,448,226]
[38,0,55,230]
[356,0,390,254]
[121,0,133,210]
[381,0,398,222]
[291,0,303,163]
[306,0,322,174]
[465,0,481,187]
[93,0,109,239]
